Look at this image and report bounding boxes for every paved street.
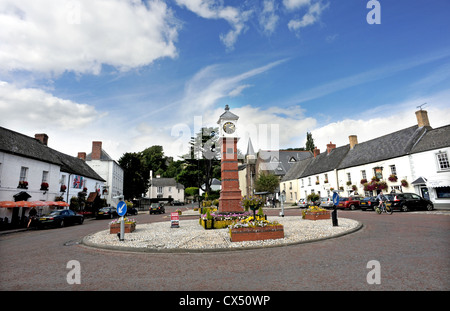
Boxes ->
[0,205,449,291]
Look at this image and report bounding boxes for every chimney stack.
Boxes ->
[77,152,86,161]
[92,141,102,160]
[349,135,358,149]
[326,141,336,154]
[313,148,320,158]
[35,133,48,146]
[415,109,430,128]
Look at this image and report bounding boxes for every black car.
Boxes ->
[126,207,138,215]
[359,196,378,211]
[96,207,118,219]
[172,200,184,206]
[360,195,394,211]
[386,193,434,212]
[37,210,84,228]
[149,203,165,214]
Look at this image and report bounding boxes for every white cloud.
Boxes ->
[310,90,450,152]
[0,0,180,76]
[178,59,287,117]
[0,81,102,130]
[287,1,329,32]
[175,0,252,50]
[283,0,311,11]
[259,0,279,35]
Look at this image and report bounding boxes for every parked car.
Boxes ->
[319,197,334,208]
[359,196,378,211]
[149,203,165,214]
[37,210,84,228]
[126,207,138,215]
[360,195,395,211]
[172,200,184,206]
[96,207,118,219]
[298,199,309,208]
[337,197,362,210]
[386,193,434,212]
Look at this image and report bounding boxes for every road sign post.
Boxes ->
[117,201,127,241]
[332,192,339,227]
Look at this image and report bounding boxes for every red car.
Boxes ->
[337,197,361,210]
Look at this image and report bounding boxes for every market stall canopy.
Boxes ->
[0,201,17,208]
[0,200,69,208]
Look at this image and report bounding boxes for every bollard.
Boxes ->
[120,216,125,241]
[332,207,338,226]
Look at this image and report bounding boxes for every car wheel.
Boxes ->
[350,204,356,210]
[402,205,409,212]
[426,204,433,211]
[79,218,84,225]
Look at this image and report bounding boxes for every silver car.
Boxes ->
[319,197,334,208]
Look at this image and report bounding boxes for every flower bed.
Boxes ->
[230,225,284,242]
[109,218,136,234]
[228,216,284,242]
[200,211,252,229]
[302,206,331,221]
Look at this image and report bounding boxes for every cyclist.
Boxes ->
[376,192,386,212]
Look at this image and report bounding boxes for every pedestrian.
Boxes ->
[27,206,37,228]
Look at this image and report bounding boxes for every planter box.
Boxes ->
[304,211,331,221]
[109,223,136,234]
[230,225,284,242]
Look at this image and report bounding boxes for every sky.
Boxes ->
[1,0,450,161]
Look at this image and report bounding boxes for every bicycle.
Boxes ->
[375,201,393,215]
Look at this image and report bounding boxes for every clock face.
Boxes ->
[223,121,236,134]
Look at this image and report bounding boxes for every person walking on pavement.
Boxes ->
[27,206,37,228]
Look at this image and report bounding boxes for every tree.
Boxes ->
[305,132,315,152]
[118,152,148,200]
[141,145,167,177]
[181,127,221,196]
[254,172,279,194]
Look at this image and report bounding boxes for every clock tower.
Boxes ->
[217,105,243,213]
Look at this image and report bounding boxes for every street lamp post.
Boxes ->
[280,190,286,217]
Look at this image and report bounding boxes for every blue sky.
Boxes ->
[1,0,450,160]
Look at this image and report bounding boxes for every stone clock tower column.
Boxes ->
[217,105,243,213]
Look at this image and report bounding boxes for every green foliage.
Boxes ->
[254,172,279,193]
[185,187,199,197]
[305,132,315,152]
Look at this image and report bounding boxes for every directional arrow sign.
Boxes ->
[332,192,340,206]
[117,201,127,217]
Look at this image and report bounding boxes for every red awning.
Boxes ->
[0,201,17,208]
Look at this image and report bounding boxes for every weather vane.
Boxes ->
[417,103,427,111]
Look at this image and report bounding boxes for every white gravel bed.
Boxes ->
[83,216,361,252]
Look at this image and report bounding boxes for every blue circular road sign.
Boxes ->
[332,192,340,206]
[117,201,127,217]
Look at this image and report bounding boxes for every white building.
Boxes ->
[146,172,184,203]
[78,141,124,206]
[0,128,105,224]
[280,110,450,209]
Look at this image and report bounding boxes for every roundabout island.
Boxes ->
[82,212,362,253]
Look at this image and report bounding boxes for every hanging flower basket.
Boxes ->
[388,174,398,182]
[18,181,28,189]
[401,179,409,187]
[40,182,49,190]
